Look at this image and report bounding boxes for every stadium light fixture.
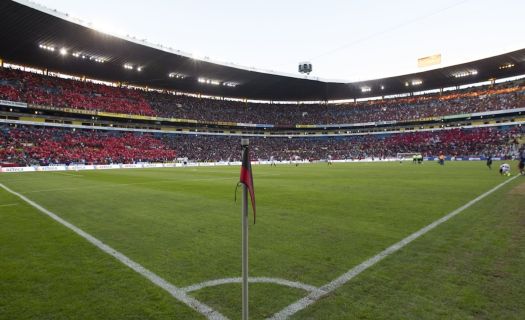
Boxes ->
[59,48,68,56]
[380,85,385,90]
[222,82,238,87]
[453,70,478,78]
[499,63,515,70]
[39,44,55,52]
[137,66,143,72]
[361,86,371,93]
[198,77,221,85]
[169,72,186,79]
[124,64,133,70]
[411,79,423,86]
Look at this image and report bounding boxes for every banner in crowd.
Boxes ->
[0,100,28,108]
[97,112,158,121]
[471,107,525,118]
[29,103,98,115]
[1,158,503,174]
[443,113,471,120]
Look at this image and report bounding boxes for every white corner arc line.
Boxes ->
[0,183,228,320]
[183,277,320,293]
[269,175,520,320]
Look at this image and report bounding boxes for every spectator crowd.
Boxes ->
[1,67,524,126]
[1,124,522,166]
[0,125,176,165]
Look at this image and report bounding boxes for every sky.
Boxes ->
[32,0,525,82]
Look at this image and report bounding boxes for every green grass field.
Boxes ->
[1,161,524,319]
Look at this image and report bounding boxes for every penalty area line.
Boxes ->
[0,182,228,320]
[269,175,520,320]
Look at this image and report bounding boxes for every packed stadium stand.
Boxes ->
[1,124,523,165]
[0,68,155,116]
[1,64,525,167]
[0,1,525,169]
[147,84,525,125]
[1,67,524,125]
[0,125,176,165]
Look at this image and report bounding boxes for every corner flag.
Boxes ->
[239,139,255,320]
[239,142,256,223]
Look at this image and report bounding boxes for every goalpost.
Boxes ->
[396,152,422,160]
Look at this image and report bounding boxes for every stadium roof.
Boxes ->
[1,0,525,101]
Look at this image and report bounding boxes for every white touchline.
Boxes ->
[0,183,228,320]
[269,175,520,320]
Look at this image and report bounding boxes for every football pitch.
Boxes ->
[1,161,524,319]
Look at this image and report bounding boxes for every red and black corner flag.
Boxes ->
[239,144,256,223]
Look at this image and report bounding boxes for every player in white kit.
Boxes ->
[270,156,277,167]
[499,163,511,176]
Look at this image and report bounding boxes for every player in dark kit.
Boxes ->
[519,146,525,175]
[486,155,493,170]
[417,154,423,164]
[438,152,445,165]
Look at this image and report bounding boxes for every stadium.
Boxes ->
[1,0,524,319]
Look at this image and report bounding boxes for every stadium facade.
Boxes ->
[1,0,525,101]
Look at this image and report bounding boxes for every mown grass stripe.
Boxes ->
[0,203,19,207]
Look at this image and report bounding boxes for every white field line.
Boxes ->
[0,172,84,182]
[183,277,319,293]
[0,172,279,184]
[21,177,233,194]
[269,175,520,320]
[0,183,228,320]
[0,203,19,207]
[51,172,84,177]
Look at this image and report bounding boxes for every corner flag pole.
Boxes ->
[241,138,249,320]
